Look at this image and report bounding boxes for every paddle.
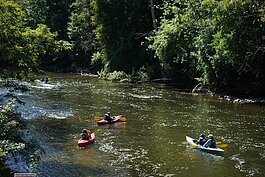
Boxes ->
[191,143,228,149]
[181,141,189,145]
[191,144,200,148]
[216,141,228,148]
[182,141,223,144]
[183,141,228,149]
[218,144,228,148]
[94,116,102,121]
[94,115,126,121]
[119,116,126,121]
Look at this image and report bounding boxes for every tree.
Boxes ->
[91,0,154,74]
[0,0,70,72]
[68,0,98,68]
[15,0,73,70]
[210,0,265,94]
[148,0,196,78]
[18,0,71,40]
[149,0,265,95]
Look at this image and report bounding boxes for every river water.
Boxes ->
[2,73,265,177]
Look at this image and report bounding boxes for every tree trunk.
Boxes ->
[150,0,157,30]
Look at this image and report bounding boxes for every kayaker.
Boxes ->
[81,129,91,140]
[196,134,207,145]
[103,112,113,121]
[203,134,216,148]
[44,77,49,84]
[41,76,49,84]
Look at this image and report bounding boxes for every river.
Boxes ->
[2,73,265,177]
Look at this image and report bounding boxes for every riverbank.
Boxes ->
[0,78,41,176]
[191,84,265,105]
[213,93,265,105]
[146,78,265,105]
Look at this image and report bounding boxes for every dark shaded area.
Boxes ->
[0,160,11,177]
[35,160,116,177]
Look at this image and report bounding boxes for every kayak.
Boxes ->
[78,132,95,147]
[186,136,224,156]
[97,115,123,125]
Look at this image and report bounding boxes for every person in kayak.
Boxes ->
[103,112,113,121]
[81,129,91,140]
[41,76,49,84]
[203,134,216,148]
[196,134,207,145]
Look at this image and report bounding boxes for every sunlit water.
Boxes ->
[1,73,265,177]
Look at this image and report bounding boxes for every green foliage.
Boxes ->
[68,0,98,67]
[0,0,71,72]
[149,0,265,95]
[18,0,71,39]
[91,51,104,65]
[201,0,265,92]
[0,86,41,171]
[29,149,41,172]
[137,66,152,82]
[0,99,22,139]
[99,64,156,82]
[13,0,73,70]
[0,99,25,158]
[0,140,25,156]
[1,0,264,95]
[99,70,131,82]
[91,0,153,73]
[0,148,7,157]
[0,0,27,68]
[17,0,49,27]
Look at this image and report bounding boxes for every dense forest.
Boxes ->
[0,0,264,96]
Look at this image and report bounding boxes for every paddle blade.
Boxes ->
[181,141,189,145]
[218,144,228,148]
[120,116,126,121]
[191,144,199,149]
[94,116,102,121]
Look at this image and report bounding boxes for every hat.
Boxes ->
[107,112,110,114]
[208,134,213,138]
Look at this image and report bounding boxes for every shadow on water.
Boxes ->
[36,159,117,177]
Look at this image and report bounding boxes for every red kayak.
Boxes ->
[97,115,123,125]
[78,132,95,147]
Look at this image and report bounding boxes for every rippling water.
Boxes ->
[2,73,265,177]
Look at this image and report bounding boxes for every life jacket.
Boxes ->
[81,132,89,140]
[208,139,216,148]
[198,138,207,145]
[104,114,111,120]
